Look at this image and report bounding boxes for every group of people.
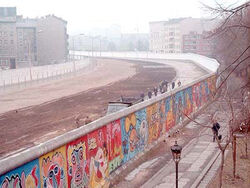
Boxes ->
[140,80,182,101]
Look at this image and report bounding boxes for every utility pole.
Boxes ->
[91,37,94,57]
[27,40,32,81]
[99,38,101,57]
[73,37,76,72]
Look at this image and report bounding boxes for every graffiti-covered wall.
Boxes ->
[0,75,217,188]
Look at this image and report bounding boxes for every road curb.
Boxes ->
[190,149,221,188]
[190,130,228,188]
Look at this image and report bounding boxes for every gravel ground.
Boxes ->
[0,59,176,158]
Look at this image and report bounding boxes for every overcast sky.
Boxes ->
[0,0,245,34]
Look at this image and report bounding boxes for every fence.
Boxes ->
[0,58,90,87]
[0,71,217,188]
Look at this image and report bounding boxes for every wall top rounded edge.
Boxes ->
[71,51,220,73]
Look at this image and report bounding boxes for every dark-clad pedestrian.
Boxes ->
[172,82,175,89]
[212,120,220,142]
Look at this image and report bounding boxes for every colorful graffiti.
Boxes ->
[121,109,148,163]
[192,82,202,111]
[175,91,185,125]
[184,87,193,116]
[107,120,122,172]
[147,103,162,144]
[207,75,216,98]
[87,127,109,188]
[136,108,148,151]
[121,113,139,163]
[200,81,209,105]
[39,146,67,188]
[165,96,175,132]
[159,100,166,134]
[0,160,40,188]
[66,136,89,188]
[0,76,217,188]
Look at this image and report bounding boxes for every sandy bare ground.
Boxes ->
[0,58,208,158]
[148,59,207,85]
[0,59,177,158]
[0,59,136,114]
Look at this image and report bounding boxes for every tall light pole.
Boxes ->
[27,40,32,80]
[171,141,182,188]
[72,37,76,72]
[99,38,101,57]
[91,37,94,57]
[72,33,85,72]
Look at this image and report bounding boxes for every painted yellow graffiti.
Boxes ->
[39,146,68,188]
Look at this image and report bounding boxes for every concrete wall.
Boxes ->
[72,51,220,72]
[0,58,90,87]
[0,71,217,187]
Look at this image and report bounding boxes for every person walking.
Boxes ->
[212,120,220,142]
[172,82,175,89]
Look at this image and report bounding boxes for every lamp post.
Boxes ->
[24,40,33,80]
[72,34,85,72]
[171,141,182,188]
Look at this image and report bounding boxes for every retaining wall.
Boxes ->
[0,71,217,187]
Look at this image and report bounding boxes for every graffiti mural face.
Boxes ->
[147,103,161,144]
[0,159,40,188]
[66,136,89,188]
[39,146,67,188]
[175,91,185,125]
[121,109,148,163]
[88,127,109,188]
[137,108,148,151]
[121,113,138,163]
[107,120,122,172]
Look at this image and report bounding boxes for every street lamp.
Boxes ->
[72,33,85,72]
[171,141,182,188]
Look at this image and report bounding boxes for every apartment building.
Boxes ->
[149,18,217,53]
[0,7,17,68]
[182,31,215,57]
[16,16,37,66]
[37,15,68,65]
[0,7,68,68]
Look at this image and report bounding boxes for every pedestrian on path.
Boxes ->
[140,93,145,101]
[172,82,175,89]
[178,80,181,87]
[153,87,158,96]
[212,120,220,142]
[148,89,152,99]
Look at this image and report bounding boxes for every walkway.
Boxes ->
[115,111,229,188]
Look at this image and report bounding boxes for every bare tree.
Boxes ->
[179,2,250,187]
